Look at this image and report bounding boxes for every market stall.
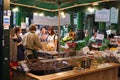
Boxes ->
[12,60,119,80]
[11,48,120,80]
[10,1,120,80]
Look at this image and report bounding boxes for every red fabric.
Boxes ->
[10,61,18,80]
[10,61,18,67]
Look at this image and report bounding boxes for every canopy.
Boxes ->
[10,0,110,12]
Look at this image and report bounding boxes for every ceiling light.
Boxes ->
[61,11,64,16]
[88,7,95,13]
[61,12,66,18]
[12,7,19,12]
[39,13,44,16]
[33,12,38,16]
[62,14,66,18]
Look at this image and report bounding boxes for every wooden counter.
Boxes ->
[12,63,119,80]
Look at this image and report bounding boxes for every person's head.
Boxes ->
[93,29,97,34]
[13,26,21,34]
[40,27,47,34]
[48,26,55,35]
[29,24,37,32]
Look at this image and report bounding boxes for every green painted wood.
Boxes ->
[77,12,83,30]
[98,22,105,31]
[16,12,26,26]
[70,13,74,29]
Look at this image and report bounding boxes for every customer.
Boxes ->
[39,27,48,42]
[23,24,42,59]
[12,26,25,61]
[47,26,58,51]
[93,29,97,40]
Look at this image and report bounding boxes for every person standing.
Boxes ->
[47,26,58,51]
[93,29,97,40]
[22,24,42,59]
[12,26,25,61]
[39,27,48,42]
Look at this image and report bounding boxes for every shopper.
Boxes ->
[39,27,48,42]
[47,26,58,51]
[84,30,89,37]
[93,29,97,39]
[22,24,42,59]
[12,26,25,61]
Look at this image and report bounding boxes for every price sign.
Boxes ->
[3,16,10,29]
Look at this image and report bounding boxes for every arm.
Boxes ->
[54,35,58,51]
[17,42,22,46]
[54,39,58,51]
[34,34,42,49]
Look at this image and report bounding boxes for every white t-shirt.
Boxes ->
[47,34,58,50]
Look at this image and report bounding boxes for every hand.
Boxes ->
[17,42,22,46]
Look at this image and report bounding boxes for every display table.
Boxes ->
[12,63,119,80]
[36,50,59,59]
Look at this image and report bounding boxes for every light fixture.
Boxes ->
[12,7,19,12]
[88,7,95,13]
[60,11,66,18]
[33,12,38,16]
[61,11,64,16]
[39,13,44,16]
[62,14,66,18]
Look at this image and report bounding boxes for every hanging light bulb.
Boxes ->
[39,13,44,16]
[61,11,66,18]
[88,7,95,13]
[12,7,19,12]
[33,12,38,16]
[62,14,66,18]
[61,11,64,16]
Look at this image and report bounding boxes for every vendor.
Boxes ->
[22,24,42,59]
[69,30,76,41]
[47,26,58,51]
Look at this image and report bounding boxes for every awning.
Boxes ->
[10,0,111,12]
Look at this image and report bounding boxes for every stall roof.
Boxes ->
[10,0,112,12]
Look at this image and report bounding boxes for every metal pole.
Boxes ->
[0,0,4,79]
[2,0,10,80]
[58,3,61,53]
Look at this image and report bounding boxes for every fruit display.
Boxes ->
[75,41,86,50]
[62,37,72,42]
[60,31,75,46]
[47,45,55,51]
[67,42,77,48]
[110,48,117,50]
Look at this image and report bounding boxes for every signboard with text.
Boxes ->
[95,9,110,22]
[3,16,10,29]
[110,7,119,24]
